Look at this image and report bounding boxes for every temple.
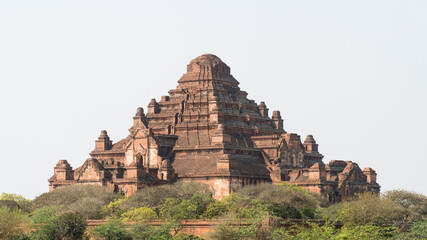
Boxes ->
[49,54,380,202]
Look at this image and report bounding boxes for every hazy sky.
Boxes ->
[1,1,426,199]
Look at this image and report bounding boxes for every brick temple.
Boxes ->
[49,54,380,201]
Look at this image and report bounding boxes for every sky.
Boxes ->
[0,0,426,199]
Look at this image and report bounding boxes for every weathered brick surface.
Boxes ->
[49,54,380,201]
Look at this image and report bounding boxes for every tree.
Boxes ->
[383,190,427,221]
[63,197,106,219]
[91,219,132,240]
[121,181,210,211]
[324,192,407,226]
[0,206,31,239]
[32,185,116,211]
[121,206,158,223]
[0,193,31,211]
[55,212,87,240]
[231,183,319,219]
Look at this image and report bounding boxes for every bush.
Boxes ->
[91,219,132,240]
[160,192,212,221]
[1,193,31,212]
[55,212,87,240]
[0,206,31,239]
[29,223,57,240]
[173,232,205,240]
[0,200,20,210]
[105,198,126,218]
[29,205,61,224]
[384,190,427,221]
[232,184,318,219]
[121,206,158,223]
[393,220,427,239]
[202,200,230,219]
[130,223,173,240]
[32,185,116,210]
[323,192,407,226]
[121,181,210,210]
[63,197,106,220]
[270,222,397,240]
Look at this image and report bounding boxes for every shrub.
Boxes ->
[63,197,106,219]
[270,221,397,240]
[208,221,259,240]
[105,198,126,218]
[130,223,173,240]
[91,219,132,240]
[173,233,205,240]
[121,206,158,223]
[32,184,116,210]
[160,192,212,221]
[232,184,318,219]
[393,220,427,239]
[121,181,210,210]
[29,223,57,240]
[323,192,407,226]
[202,200,230,219]
[384,190,427,221]
[1,193,31,212]
[0,206,31,240]
[0,199,20,210]
[55,212,87,240]
[30,205,61,224]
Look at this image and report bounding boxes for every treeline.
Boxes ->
[0,182,426,239]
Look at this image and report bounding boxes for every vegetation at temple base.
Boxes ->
[1,183,426,239]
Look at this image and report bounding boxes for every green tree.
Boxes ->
[121,206,158,223]
[231,184,318,219]
[104,198,126,218]
[63,197,106,220]
[121,181,210,210]
[384,190,427,221]
[0,193,31,211]
[91,219,132,240]
[393,220,427,239]
[323,192,407,226]
[130,223,173,240]
[55,212,87,240]
[0,206,31,240]
[32,185,116,211]
[29,205,61,224]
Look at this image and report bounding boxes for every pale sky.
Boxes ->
[0,0,426,199]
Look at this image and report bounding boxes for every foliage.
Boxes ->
[121,181,210,210]
[0,206,31,240]
[63,197,106,220]
[173,233,205,240]
[0,199,20,210]
[121,206,158,223]
[104,198,126,218]
[130,223,173,240]
[202,200,230,219]
[91,219,132,240]
[29,205,61,224]
[1,193,31,211]
[384,189,427,221]
[32,184,116,211]
[55,212,87,240]
[324,192,407,226]
[29,223,57,240]
[160,192,212,221]
[269,221,397,240]
[231,184,318,219]
[393,220,427,239]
